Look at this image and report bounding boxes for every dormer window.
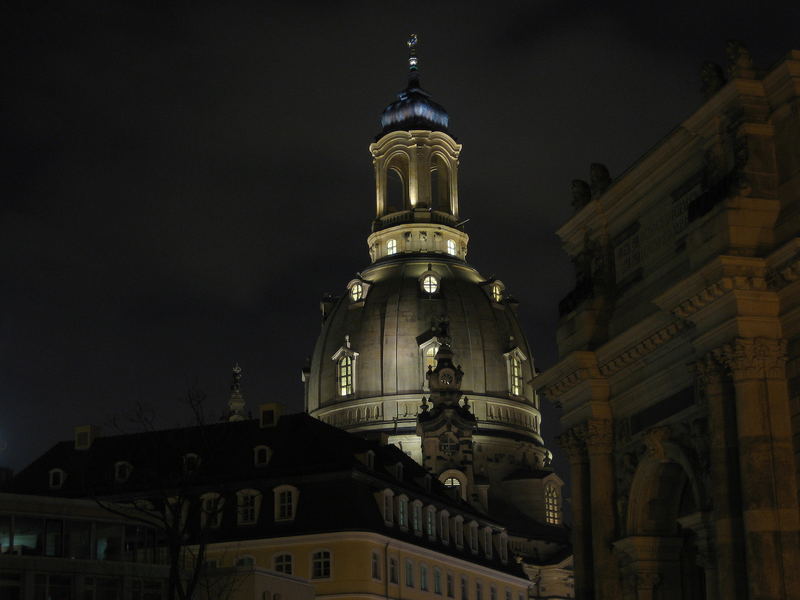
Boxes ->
[274,485,299,521]
[425,506,436,539]
[503,348,528,398]
[201,492,224,528]
[439,510,450,543]
[366,450,375,470]
[490,284,503,302]
[421,274,439,294]
[411,500,422,535]
[446,239,456,255]
[397,495,409,529]
[350,282,364,301]
[382,489,394,525]
[183,453,201,474]
[545,484,560,524]
[387,239,398,255]
[395,462,404,481]
[254,445,271,467]
[332,345,358,397]
[48,468,66,490]
[114,461,133,483]
[236,489,261,525]
[483,527,493,559]
[468,521,479,553]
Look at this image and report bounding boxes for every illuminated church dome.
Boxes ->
[304,36,562,528]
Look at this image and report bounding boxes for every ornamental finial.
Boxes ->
[231,363,242,392]
[407,34,418,72]
[227,363,246,422]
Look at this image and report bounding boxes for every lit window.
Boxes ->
[338,356,353,396]
[545,484,560,524]
[405,559,414,587]
[350,282,364,301]
[48,468,66,490]
[237,490,259,525]
[371,551,381,580]
[422,274,439,293]
[424,344,439,373]
[420,564,429,591]
[274,554,292,574]
[114,461,132,483]
[491,284,502,302]
[510,357,523,396]
[274,485,298,521]
[443,477,461,490]
[201,492,224,528]
[446,239,456,255]
[254,445,271,467]
[387,239,397,255]
[311,550,331,579]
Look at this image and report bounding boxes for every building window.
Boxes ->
[236,556,255,567]
[424,343,440,373]
[201,492,224,528]
[366,450,375,470]
[425,506,436,538]
[420,564,429,591]
[274,485,299,521]
[510,356,523,396]
[383,490,394,524]
[545,484,560,524]
[389,558,399,584]
[476,581,483,600]
[412,502,422,535]
[254,445,271,467]
[440,511,450,543]
[461,576,469,600]
[237,490,260,525]
[337,355,353,396]
[405,559,414,587]
[434,567,442,595]
[454,518,464,547]
[114,461,132,483]
[371,551,381,580]
[447,573,454,598]
[387,239,397,255]
[490,586,497,600]
[182,453,200,474]
[490,284,503,302]
[274,553,293,574]
[422,274,439,294]
[350,282,364,301]
[469,523,479,553]
[48,468,66,490]
[311,550,331,579]
[439,434,459,457]
[446,239,456,255]
[484,528,493,558]
[397,496,408,529]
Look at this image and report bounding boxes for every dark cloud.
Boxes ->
[1,1,798,480]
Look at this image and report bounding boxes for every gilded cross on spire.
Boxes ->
[407,33,418,71]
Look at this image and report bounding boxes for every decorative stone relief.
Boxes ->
[556,423,588,463]
[585,419,614,454]
[712,337,788,380]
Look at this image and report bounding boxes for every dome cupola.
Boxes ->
[379,34,449,136]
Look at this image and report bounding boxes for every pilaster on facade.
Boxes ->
[535,351,610,427]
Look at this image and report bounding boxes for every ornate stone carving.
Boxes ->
[571,179,591,211]
[585,418,614,454]
[700,61,726,98]
[672,275,767,318]
[712,337,788,381]
[590,163,612,198]
[642,426,672,461]
[557,423,588,463]
[599,319,690,376]
[726,40,755,79]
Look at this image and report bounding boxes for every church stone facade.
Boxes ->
[304,36,566,553]
[536,47,800,600]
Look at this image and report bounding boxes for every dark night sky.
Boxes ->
[2,1,798,476]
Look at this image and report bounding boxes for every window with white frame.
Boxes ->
[311,550,331,579]
[446,239,456,255]
[420,564,429,591]
[337,355,353,396]
[545,484,560,524]
[274,485,298,521]
[274,553,292,574]
[200,492,224,529]
[387,239,398,255]
[236,489,260,525]
[425,506,436,538]
[382,490,394,524]
[490,284,503,303]
[371,551,381,580]
[350,281,364,301]
[411,501,422,535]
[48,468,66,490]
[421,274,439,294]
[397,495,408,529]
[253,445,271,467]
[405,559,414,587]
[114,461,132,483]
[510,356,523,396]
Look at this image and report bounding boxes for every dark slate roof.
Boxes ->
[379,73,449,137]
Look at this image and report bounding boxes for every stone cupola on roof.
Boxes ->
[379,34,449,136]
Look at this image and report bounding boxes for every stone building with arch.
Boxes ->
[536,46,800,599]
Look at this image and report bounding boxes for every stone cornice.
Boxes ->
[766,238,800,290]
[535,351,604,401]
[598,320,690,377]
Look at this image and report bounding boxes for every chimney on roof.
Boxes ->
[74,425,100,450]
[259,403,282,428]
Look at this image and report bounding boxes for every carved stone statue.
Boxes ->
[700,61,726,98]
[571,179,591,211]
[726,40,755,79]
[590,163,612,198]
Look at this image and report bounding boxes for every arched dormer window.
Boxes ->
[411,500,423,535]
[439,469,467,500]
[446,239,456,256]
[381,489,395,525]
[482,526,493,559]
[114,461,133,483]
[425,505,437,539]
[545,483,560,525]
[200,492,224,529]
[387,239,398,256]
[236,489,261,525]
[347,279,370,304]
[254,445,271,467]
[48,468,66,490]
[439,510,450,544]
[182,453,201,474]
[421,274,439,294]
[397,495,409,530]
[350,282,363,301]
[274,484,299,522]
[468,521,479,553]
[331,346,358,397]
[503,348,528,398]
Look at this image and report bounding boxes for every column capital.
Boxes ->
[557,423,588,463]
[712,337,787,381]
[585,418,614,454]
[688,353,725,387]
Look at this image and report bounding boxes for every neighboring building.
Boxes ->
[0,492,169,599]
[304,34,565,541]
[536,46,800,599]
[9,408,534,599]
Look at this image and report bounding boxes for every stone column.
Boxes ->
[586,418,621,599]
[714,337,800,599]
[692,355,746,600]
[558,424,593,600]
[614,536,682,600]
[677,511,719,600]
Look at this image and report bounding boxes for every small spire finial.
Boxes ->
[407,34,418,71]
[231,363,242,392]
[227,363,246,422]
